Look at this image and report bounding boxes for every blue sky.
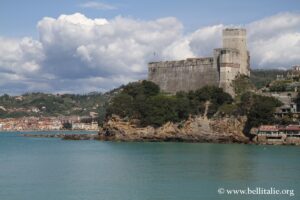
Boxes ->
[0,0,300,94]
[1,0,300,37]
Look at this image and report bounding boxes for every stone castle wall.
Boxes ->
[148,58,219,93]
[148,28,250,95]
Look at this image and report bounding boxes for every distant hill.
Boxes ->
[0,70,283,119]
[0,92,109,118]
[250,69,287,89]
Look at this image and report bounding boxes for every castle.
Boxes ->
[148,28,250,96]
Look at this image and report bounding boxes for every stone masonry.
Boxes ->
[148,28,250,96]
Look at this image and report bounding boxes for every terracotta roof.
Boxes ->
[258,125,279,132]
[258,125,300,132]
[285,125,300,131]
[278,126,287,131]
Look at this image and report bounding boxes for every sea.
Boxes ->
[0,131,299,200]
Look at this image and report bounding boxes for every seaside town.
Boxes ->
[0,116,99,131]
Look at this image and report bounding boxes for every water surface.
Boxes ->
[0,131,299,200]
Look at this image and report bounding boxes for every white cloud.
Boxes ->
[162,38,195,60]
[1,12,300,94]
[249,32,300,67]
[247,12,300,40]
[0,13,183,94]
[37,13,182,79]
[79,1,117,10]
[0,37,44,75]
[247,12,300,68]
[159,25,224,60]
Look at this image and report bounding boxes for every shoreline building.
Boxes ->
[255,125,300,144]
[148,28,250,96]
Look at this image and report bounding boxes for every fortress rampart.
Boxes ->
[148,58,218,93]
[148,28,250,96]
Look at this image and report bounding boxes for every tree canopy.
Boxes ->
[106,81,233,127]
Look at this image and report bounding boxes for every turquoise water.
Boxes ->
[0,131,299,200]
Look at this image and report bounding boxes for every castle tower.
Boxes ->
[222,28,250,76]
[214,48,240,96]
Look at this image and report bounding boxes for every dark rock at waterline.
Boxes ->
[22,133,99,140]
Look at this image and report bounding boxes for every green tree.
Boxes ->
[192,86,233,117]
[106,83,234,126]
[243,93,283,135]
[232,75,255,97]
[106,93,135,118]
[142,80,160,97]
[141,95,179,127]
[269,81,288,92]
[122,80,159,98]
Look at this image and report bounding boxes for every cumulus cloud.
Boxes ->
[247,12,300,68]
[0,13,184,94]
[0,37,44,75]
[160,25,224,60]
[79,1,117,10]
[1,12,300,94]
[37,13,182,80]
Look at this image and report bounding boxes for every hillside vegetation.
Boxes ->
[0,92,108,118]
[0,69,286,133]
[250,69,287,89]
[106,79,282,134]
[106,81,232,127]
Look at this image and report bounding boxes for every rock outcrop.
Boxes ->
[98,115,249,143]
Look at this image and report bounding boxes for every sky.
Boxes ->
[0,0,300,94]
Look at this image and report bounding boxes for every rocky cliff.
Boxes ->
[98,115,249,143]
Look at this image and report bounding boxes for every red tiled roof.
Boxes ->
[278,126,287,131]
[258,125,279,132]
[285,125,300,131]
[259,125,300,132]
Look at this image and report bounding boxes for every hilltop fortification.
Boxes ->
[148,28,250,95]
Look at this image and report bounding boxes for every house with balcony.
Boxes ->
[255,124,300,144]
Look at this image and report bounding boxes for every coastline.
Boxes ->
[96,115,249,143]
[20,132,300,146]
[15,116,300,146]
[22,133,99,140]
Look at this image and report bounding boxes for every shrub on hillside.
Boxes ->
[106,81,233,127]
[241,92,283,135]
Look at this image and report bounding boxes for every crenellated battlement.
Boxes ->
[149,57,214,68]
[222,28,246,39]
